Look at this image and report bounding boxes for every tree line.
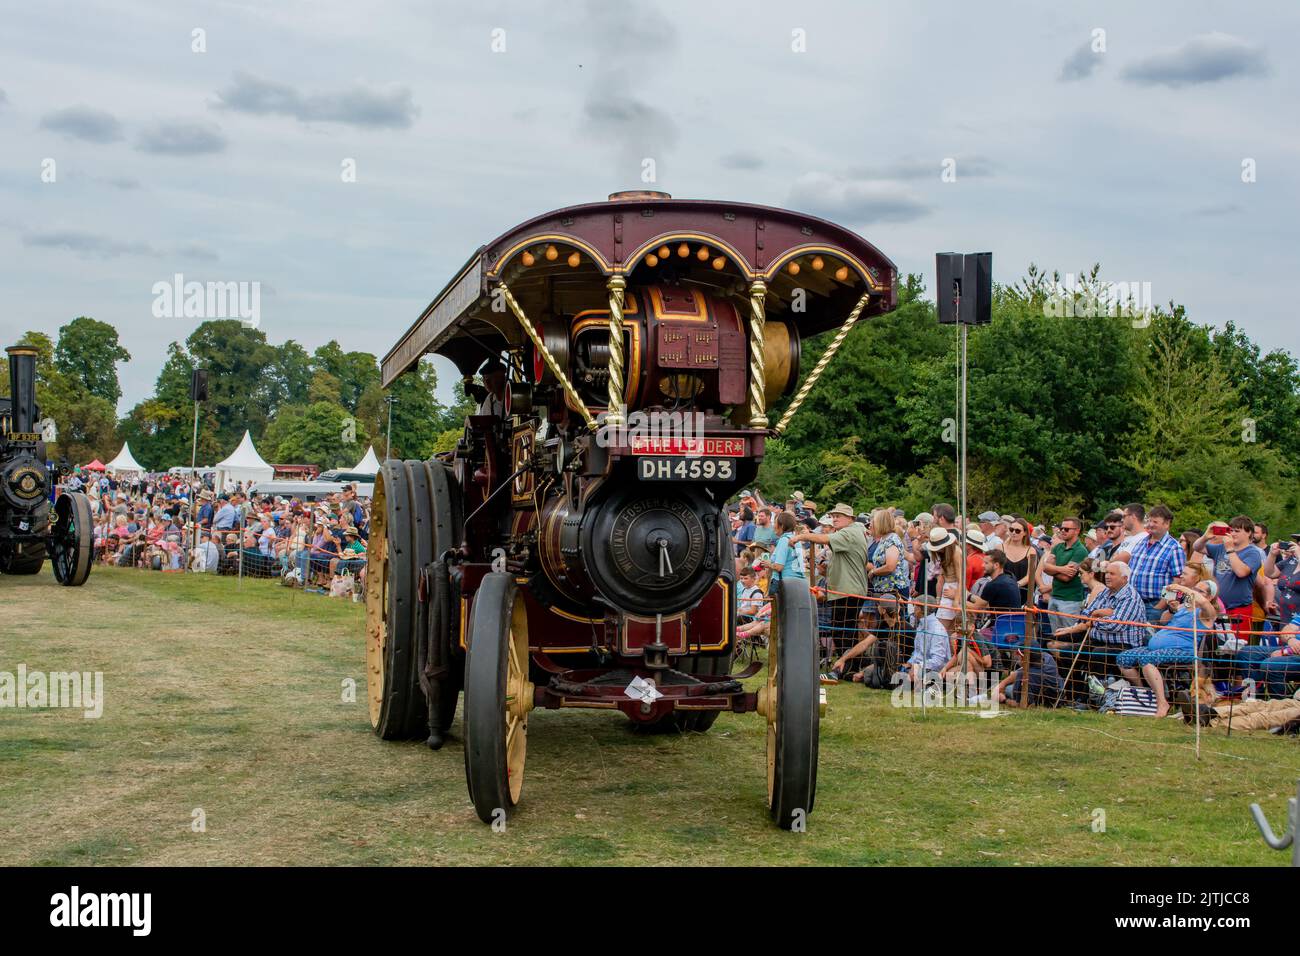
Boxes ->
[760,266,1300,530]
[1,318,472,471]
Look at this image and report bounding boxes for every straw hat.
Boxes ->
[925,527,959,553]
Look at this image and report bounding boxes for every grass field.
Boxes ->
[2,565,1298,866]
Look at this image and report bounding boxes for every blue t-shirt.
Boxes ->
[735,522,755,546]
[1205,542,1263,609]
[1148,606,1201,652]
[770,532,806,579]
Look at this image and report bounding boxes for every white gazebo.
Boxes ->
[351,445,380,475]
[214,430,275,492]
[105,441,145,474]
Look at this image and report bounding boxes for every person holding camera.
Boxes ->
[1263,535,1300,627]
[1194,515,1266,641]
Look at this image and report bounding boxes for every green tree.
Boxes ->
[53,316,131,405]
[266,401,368,469]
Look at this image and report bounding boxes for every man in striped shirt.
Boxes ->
[1087,562,1149,649]
[1122,504,1185,622]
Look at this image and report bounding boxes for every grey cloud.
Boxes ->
[788,172,930,224]
[135,120,227,155]
[580,2,679,179]
[24,230,155,258]
[1192,203,1242,217]
[175,242,221,261]
[1060,41,1103,82]
[0,89,8,108]
[848,156,995,180]
[40,105,124,143]
[721,151,764,171]
[213,71,418,129]
[1122,33,1268,88]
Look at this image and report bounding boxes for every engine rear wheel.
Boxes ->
[0,542,45,575]
[365,460,429,740]
[415,460,464,749]
[464,572,532,824]
[50,492,93,586]
[763,576,819,830]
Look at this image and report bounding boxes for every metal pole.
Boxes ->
[1193,606,1200,759]
[189,401,200,558]
[385,396,394,460]
[238,508,244,587]
[957,313,970,697]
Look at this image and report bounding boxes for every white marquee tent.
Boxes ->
[352,445,380,475]
[213,430,274,491]
[105,441,145,474]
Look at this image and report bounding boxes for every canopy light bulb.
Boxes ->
[545,245,558,261]
[712,256,726,270]
[811,256,824,271]
[788,262,801,276]
[835,266,849,281]
[567,252,581,267]
[646,253,659,267]
[521,251,535,266]
[677,243,689,257]
[658,245,671,258]
[696,245,710,261]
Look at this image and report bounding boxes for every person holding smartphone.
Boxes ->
[1263,535,1300,627]
[1194,515,1266,641]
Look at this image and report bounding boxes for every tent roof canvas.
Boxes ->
[217,430,273,470]
[214,430,275,489]
[106,441,145,473]
[352,445,380,475]
[84,459,105,471]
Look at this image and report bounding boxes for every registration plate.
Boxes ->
[637,457,735,481]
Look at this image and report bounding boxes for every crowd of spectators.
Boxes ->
[729,491,1300,724]
[65,468,371,599]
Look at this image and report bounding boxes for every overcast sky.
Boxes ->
[1,0,1295,416]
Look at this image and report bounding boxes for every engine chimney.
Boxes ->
[5,346,38,435]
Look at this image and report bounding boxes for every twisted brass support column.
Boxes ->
[747,280,769,428]
[605,275,627,426]
[496,281,597,430]
[772,291,871,436]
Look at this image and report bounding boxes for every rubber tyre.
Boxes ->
[768,576,819,829]
[366,460,429,740]
[50,492,93,586]
[463,572,528,824]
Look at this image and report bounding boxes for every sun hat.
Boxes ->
[965,528,993,551]
[828,502,855,519]
[912,512,934,525]
[817,514,833,526]
[792,491,805,502]
[925,527,959,552]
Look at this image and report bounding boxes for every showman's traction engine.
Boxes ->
[366,192,897,828]
[0,345,93,585]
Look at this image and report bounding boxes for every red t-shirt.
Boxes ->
[966,550,985,590]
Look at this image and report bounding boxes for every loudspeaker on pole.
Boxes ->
[191,368,208,402]
[935,252,993,326]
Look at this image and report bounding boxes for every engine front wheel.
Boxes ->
[762,576,820,830]
[50,492,93,586]
[463,572,532,825]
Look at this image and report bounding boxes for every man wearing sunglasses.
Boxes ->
[1088,512,1124,564]
[1041,517,1090,638]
